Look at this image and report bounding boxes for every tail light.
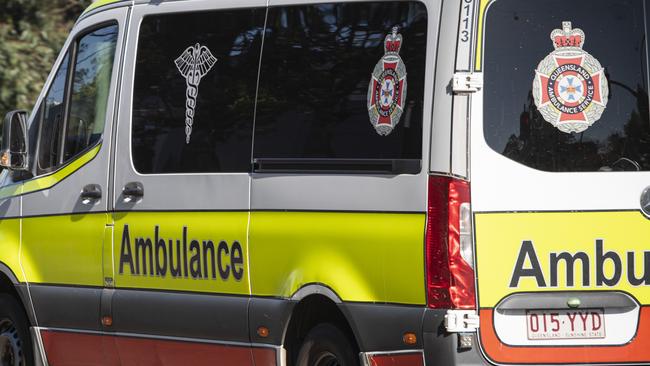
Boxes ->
[426,176,476,309]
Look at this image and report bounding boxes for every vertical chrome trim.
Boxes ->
[247,0,269,298]
[277,345,286,366]
[30,327,49,366]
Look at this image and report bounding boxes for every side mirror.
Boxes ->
[1,110,29,171]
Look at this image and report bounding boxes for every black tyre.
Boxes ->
[0,294,32,366]
[295,323,357,366]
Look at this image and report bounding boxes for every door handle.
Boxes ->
[122,182,144,203]
[81,184,102,204]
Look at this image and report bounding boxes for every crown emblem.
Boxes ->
[550,22,585,49]
[384,26,403,54]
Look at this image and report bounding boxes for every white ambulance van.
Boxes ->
[0,0,648,365]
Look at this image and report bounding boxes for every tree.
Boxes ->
[0,0,92,118]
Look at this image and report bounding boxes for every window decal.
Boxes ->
[174,43,218,144]
[367,27,408,136]
[532,22,609,134]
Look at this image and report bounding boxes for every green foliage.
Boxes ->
[0,0,92,118]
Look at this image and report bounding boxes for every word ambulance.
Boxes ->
[119,225,244,281]
[511,240,650,288]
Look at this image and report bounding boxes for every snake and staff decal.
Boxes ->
[175,43,217,144]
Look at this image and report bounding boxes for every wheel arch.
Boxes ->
[0,261,34,326]
[283,284,362,366]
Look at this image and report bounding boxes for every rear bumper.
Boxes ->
[343,304,489,366]
[421,309,488,366]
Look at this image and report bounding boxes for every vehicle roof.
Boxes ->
[83,0,128,15]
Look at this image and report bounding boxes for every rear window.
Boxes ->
[483,0,650,172]
[253,2,428,172]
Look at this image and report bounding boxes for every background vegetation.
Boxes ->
[0,0,92,119]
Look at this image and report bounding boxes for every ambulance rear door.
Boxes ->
[470,0,650,364]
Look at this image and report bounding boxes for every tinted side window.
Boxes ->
[132,9,265,174]
[38,53,70,172]
[65,25,118,161]
[35,23,118,175]
[253,2,427,163]
[484,0,650,172]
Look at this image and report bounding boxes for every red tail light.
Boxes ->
[426,176,476,309]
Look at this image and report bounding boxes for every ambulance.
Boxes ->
[0,0,648,365]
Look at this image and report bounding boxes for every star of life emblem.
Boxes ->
[532,22,609,134]
[367,27,408,136]
[175,43,217,144]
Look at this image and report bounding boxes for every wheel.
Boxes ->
[295,323,357,366]
[0,294,32,366]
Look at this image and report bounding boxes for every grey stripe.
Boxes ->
[29,285,251,344]
[111,288,249,342]
[29,285,102,331]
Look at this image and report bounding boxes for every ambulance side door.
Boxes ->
[109,1,265,362]
[18,7,127,361]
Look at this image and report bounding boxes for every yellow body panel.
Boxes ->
[112,211,250,295]
[475,211,650,308]
[21,213,108,286]
[0,217,24,282]
[249,212,426,304]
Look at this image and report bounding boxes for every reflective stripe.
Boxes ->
[40,328,277,366]
[362,350,425,366]
[0,144,101,201]
[474,0,493,71]
[113,211,250,295]
[22,212,108,287]
[479,307,650,364]
[0,219,23,282]
[83,0,126,15]
[475,211,650,308]
[249,211,426,304]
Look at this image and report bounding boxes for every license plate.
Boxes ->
[526,309,606,340]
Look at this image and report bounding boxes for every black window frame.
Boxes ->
[251,1,428,176]
[33,20,119,176]
[129,8,265,175]
[481,0,650,173]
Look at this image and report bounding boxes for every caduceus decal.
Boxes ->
[174,43,217,144]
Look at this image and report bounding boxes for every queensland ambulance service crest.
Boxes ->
[533,22,608,134]
[367,27,408,136]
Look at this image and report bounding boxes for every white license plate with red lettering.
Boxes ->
[526,309,606,340]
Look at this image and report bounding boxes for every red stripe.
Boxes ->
[252,347,277,366]
[41,330,275,366]
[368,353,424,366]
[479,307,650,364]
